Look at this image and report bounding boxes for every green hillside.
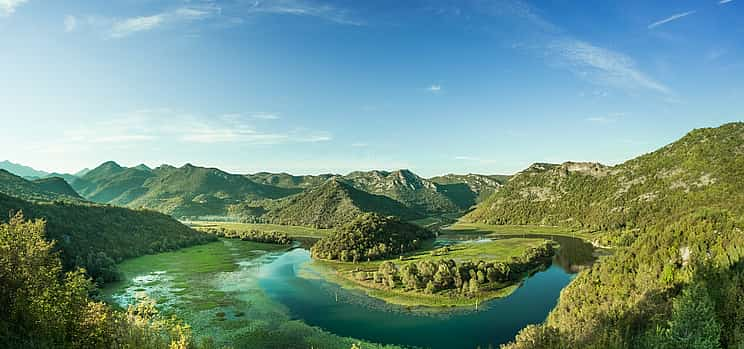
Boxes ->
[466,123,744,231]
[344,169,465,214]
[73,162,298,218]
[246,172,335,189]
[72,161,154,203]
[429,173,508,208]
[260,178,424,228]
[0,192,214,283]
[472,123,744,348]
[0,169,83,202]
[31,177,83,199]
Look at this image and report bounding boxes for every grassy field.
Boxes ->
[442,222,595,240]
[185,221,333,238]
[311,237,551,307]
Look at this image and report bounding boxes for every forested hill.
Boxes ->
[343,169,470,214]
[31,177,83,199]
[465,122,744,231]
[259,178,424,228]
[429,173,509,207]
[246,172,335,189]
[72,162,297,218]
[0,192,214,283]
[0,169,83,202]
[488,122,744,348]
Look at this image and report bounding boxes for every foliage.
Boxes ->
[311,213,434,261]
[467,123,744,231]
[362,242,554,297]
[0,192,215,283]
[203,226,292,244]
[260,178,423,228]
[488,123,744,348]
[0,169,83,203]
[0,213,216,349]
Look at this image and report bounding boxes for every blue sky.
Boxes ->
[0,0,742,177]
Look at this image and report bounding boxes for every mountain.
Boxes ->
[429,173,509,208]
[31,177,83,199]
[476,122,744,348]
[72,161,154,203]
[466,123,744,230]
[343,169,466,215]
[0,160,49,179]
[74,167,91,177]
[246,172,335,189]
[0,169,83,202]
[259,178,424,228]
[73,162,298,218]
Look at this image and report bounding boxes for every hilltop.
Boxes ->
[429,173,508,208]
[466,122,744,230]
[31,177,83,199]
[343,169,466,215]
[246,172,335,189]
[0,169,83,202]
[258,178,423,228]
[0,160,49,179]
[72,162,297,218]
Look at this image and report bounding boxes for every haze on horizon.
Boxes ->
[1,0,742,177]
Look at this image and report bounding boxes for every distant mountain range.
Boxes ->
[0,159,506,225]
[0,169,83,202]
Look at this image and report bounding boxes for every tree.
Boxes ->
[666,283,721,349]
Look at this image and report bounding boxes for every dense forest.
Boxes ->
[201,226,292,245]
[354,242,554,297]
[311,213,434,262]
[0,193,214,283]
[0,214,217,348]
[475,123,744,348]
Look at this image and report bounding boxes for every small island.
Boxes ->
[309,213,556,307]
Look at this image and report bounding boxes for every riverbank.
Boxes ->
[442,222,595,241]
[306,238,556,307]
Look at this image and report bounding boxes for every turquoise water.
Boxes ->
[259,248,576,349]
[105,235,592,348]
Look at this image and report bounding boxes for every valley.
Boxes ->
[1,123,743,348]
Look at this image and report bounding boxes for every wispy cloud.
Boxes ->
[427,85,442,92]
[109,4,220,38]
[99,0,360,38]
[250,112,281,120]
[478,0,671,95]
[242,0,364,26]
[0,0,28,16]
[647,10,696,29]
[719,0,734,4]
[70,109,331,145]
[64,15,77,32]
[548,39,671,94]
[586,113,625,124]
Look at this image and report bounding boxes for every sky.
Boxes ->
[0,0,742,177]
